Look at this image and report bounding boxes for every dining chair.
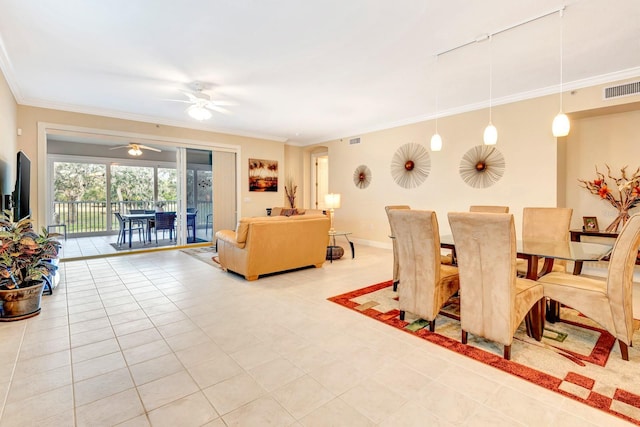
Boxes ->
[153,211,176,243]
[469,205,509,213]
[516,207,573,277]
[385,205,410,291]
[442,205,511,265]
[537,213,640,361]
[114,212,146,246]
[448,212,545,360]
[388,209,460,332]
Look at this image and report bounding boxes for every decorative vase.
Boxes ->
[0,281,45,321]
[605,208,630,232]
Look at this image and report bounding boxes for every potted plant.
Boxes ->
[0,210,61,321]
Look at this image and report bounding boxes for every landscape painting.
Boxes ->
[248,158,278,192]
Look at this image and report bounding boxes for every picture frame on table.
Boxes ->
[583,216,599,231]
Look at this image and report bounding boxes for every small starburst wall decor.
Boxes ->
[390,143,431,189]
[353,165,372,189]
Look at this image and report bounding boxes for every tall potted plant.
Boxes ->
[0,210,61,321]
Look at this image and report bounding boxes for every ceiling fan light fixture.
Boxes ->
[187,104,212,121]
[128,146,143,156]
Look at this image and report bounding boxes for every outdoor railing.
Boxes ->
[52,200,213,236]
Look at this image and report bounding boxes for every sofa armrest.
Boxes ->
[215,229,246,249]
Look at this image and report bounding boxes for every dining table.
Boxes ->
[121,212,197,248]
[439,235,613,326]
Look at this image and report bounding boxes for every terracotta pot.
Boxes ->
[0,281,45,321]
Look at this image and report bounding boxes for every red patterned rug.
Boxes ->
[328,280,640,425]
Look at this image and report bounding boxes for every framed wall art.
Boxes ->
[248,158,278,192]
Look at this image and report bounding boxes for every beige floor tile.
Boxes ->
[483,385,559,425]
[463,405,526,427]
[2,384,73,425]
[147,391,219,427]
[300,398,376,427]
[70,326,116,348]
[370,362,432,398]
[187,354,243,389]
[73,367,134,406]
[272,375,334,419]
[137,371,200,411]
[75,388,145,427]
[71,337,121,363]
[129,353,184,386]
[112,317,156,336]
[379,400,453,426]
[340,378,407,424]
[6,365,72,404]
[248,357,305,392]
[308,359,369,395]
[114,414,152,426]
[222,396,295,427]
[72,351,127,382]
[122,339,173,366]
[12,349,70,380]
[156,318,200,338]
[163,329,212,352]
[117,328,164,350]
[415,381,482,425]
[202,372,266,415]
[174,341,226,368]
[229,342,281,370]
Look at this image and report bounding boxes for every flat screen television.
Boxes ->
[13,151,31,220]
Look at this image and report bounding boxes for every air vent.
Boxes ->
[603,81,640,100]
[349,137,361,145]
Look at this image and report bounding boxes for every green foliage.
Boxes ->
[0,210,61,289]
[54,162,106,202]
[110,165,154,201]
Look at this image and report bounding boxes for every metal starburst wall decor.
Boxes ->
[390,143,431,189]
[459,145,505,188]
[353,165,372,189]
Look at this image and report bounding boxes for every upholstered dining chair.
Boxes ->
[448,212,545,360]
[516,207,573,277]
[385,205,410,291]
[537,213,640,361]
[469,205,509,213]
[388,209,460,332]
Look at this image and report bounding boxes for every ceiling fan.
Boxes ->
[166,81,233,121]
[109,143,161,156]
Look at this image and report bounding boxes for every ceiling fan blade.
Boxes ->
[181,91,200,102]
[137,144,162,152]
[161,98,192,104]
[206,104,231,114]
[109,145,131,150]
[207,100,235,107]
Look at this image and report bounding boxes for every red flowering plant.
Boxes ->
[0,210,61,290]
[579,165,640,232]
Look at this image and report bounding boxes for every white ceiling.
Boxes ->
[0,0,638,145]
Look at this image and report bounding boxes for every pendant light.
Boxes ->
[552,8,570,137]
[483,35,497,145]
[430,54,443,151]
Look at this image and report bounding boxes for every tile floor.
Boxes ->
[0,245,634,426]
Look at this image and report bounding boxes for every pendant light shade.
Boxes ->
[483,123,498,145]
[430,133,443,151]
[552,112,570,137]
[552,8,570,137]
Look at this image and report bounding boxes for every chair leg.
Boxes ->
[619,341,629,361]
[461,330,468,344]
[399,310,405,321]
[429,319,435,332]
[392,280,399,292]
[503,345,512,360]
[525,298,545,341]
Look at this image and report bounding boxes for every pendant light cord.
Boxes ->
[435,54,439,133]
[559,8,564,112]
[488,35,493,122]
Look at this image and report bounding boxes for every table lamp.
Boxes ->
[324,193,341,233]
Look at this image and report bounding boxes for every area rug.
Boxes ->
[180,246,220,269]
[328,280,640,425]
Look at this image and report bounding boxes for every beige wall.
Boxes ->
[310,76,640,247]
[565,108,640,231]
[0,68,17,199]
[16,106,285,226]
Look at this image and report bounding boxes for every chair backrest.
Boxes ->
[155,212,176,230]
[388,209,442,318]
[469,205,509,213]
[522,207,572,241]
[114,212,125,227]
[448,212,516,345]
[130,209,145,214]
[606,213,640,342]
[144,210,156,214]
[187,207,196,213]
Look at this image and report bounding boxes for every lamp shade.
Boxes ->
[325,193,341,209]
[483,123,498,145]
[430,133,442,151]
[187,105,212,121]
[552,112,570,137]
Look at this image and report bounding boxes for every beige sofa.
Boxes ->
[269,206,325,216]
[215,214,331,280]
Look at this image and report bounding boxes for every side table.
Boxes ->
[327,231,355,263]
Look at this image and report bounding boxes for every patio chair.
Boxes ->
[154,211,176,243]
[114,212,146,246]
